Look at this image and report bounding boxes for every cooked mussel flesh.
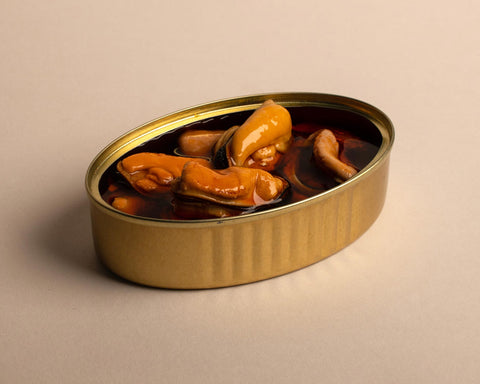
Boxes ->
[117,152,210,196]
[213,100,292,169]
[312,129,357,181]
[171,161,288,208]
[177,130,224,157]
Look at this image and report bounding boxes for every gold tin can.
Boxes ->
[85,93,394,289]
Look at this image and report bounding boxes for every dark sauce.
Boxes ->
[100,106,381,220]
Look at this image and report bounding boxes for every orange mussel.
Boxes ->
[171,162,288,208]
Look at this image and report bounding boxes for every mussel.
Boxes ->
[117,152,210,196]
[213,100,292,169]
[171,161,288,208]
[177,130,224,157]
[312,129,358,181]
[111,195,146,216]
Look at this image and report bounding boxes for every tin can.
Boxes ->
[85,93,394,289]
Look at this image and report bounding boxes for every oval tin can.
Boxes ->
[85,93,394,289]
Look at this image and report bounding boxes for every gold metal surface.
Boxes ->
[86,93,394,289]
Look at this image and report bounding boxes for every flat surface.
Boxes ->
[1,1,479,383]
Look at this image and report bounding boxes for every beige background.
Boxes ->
[1,1,479,383]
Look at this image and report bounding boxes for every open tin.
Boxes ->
[86,93,394,289]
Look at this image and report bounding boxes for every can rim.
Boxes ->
[85,92,394,227]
